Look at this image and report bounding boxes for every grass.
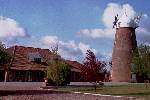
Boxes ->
[58,84,150,99]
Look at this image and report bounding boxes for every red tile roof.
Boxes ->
[7,45,54,71]
[65,60,83,70]
[7,45,83,72]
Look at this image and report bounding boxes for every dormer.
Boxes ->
[28,52,44,63]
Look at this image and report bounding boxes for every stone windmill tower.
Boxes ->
[112,11,141,82]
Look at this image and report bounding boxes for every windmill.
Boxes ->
[112,11,142,82]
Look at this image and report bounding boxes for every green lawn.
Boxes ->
[58,84,150,99]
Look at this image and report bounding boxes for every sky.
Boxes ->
[0,0,150,62]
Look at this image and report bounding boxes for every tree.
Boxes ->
[47,45,71,86]
[47,61,71,86]
[81,50,106,91]
[0,42,11,82]
[132,44,150,82]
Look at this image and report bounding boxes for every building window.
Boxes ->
[34,58,41,63]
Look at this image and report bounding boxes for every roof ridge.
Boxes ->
[9,45,50,51]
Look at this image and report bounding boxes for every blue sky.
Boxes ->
[0,0,150,61]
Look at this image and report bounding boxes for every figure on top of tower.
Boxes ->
[113,14,119,28]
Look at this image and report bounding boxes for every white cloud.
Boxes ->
[41,36,58,46]
[102,3,122,28]
[140,15,150,31]
[102,2,150,44]
[0,16,28,45]
[78,28,115,39]
[137,27,150,36]
[78,2,150,46]
[77,2,150,60]
[102,3,136,28]
[78,3,136,39]
[40,35,97,61]
[78,42,96,55]
[135,12,150,44]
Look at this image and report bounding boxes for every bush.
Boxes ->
[47,61,71,86]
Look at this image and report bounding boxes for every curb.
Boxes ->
[72,91,146,100]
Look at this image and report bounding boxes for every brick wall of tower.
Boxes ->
[112,27,137,82]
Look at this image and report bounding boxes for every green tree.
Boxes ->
[0,42,11,82]
[132,44,150,82]
[47,45,71,86]
[47,61,71,86]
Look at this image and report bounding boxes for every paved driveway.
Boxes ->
[0,82,43,90]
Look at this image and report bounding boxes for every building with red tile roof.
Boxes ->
[65,60,83,81]
[0,45,83,82]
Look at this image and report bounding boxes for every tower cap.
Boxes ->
[113,11,142,29]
